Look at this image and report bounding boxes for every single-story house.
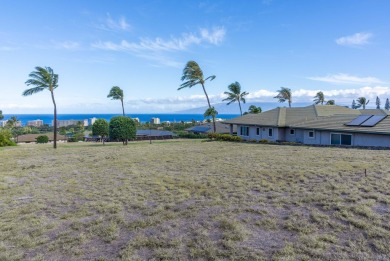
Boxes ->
[186,122,237,134]
[16,133,67,143]
[224,105,390,147]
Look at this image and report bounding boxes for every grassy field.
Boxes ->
[1,140,389,260]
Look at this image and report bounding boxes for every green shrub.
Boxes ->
[207,133,242,142]
[109,116,136,145]
[177,132,208,139]
[259,139,268,143]
[0,128,16,147]
[36,135,49,144]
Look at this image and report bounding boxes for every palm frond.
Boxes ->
[204,75,216,82]
[178,80,200,90]
[22,87,45,96]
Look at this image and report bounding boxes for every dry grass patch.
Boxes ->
[0,140,389,260]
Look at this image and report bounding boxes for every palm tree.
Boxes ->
[223,82,248,116]
[326,100,335,105]
[274,87,292,107]
[23,66,59,149]
[356,97,369,109]
[313,91,325,105]
[5,116,18,128]
[248,105,262,114]
[179,60,216,132]
[0,110,3,120]
[107,86,125,116]
[204,107,218,132]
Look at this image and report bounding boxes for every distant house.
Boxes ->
[186,122,237,134]
[16,133,67,143]
[225,105,390,147]
[136,130,176,140]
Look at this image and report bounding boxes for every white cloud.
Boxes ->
[336,32,372,46]
[308,73,384,85]
[92,27,225,67]
[245,86,390,103]
[97,13,131,32]
[53,41,80,50]
[200,27,225,45]
[92,27,225,53]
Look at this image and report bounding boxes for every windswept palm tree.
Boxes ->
[23,66,59,149]
[204,107,218,132]
[326,100,335,105]
[107,86,125,116]
[223,82,248,116]
[356,97,369,109]
[274,87,292,107]
[179,60,216,132]
[313,91,325,105]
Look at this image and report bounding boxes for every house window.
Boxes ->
[308,130,315,138]
[331,133,352,145]
[268,128,273,137]
[256,128,260,136]
[290,129,295,135]
[240,126,249,136]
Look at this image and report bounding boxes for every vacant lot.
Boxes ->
[1,140,389,260]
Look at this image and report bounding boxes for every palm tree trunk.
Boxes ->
[121,99,125,116]
[201,83,216,133]
[288,100,291,108]
[50,90,57,149]
[238,100,243,116]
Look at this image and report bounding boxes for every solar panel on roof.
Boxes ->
[345,115,372,126]
[360,115,387,127]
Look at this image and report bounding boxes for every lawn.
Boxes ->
[0,140,389,260]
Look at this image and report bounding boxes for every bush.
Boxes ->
[177,132,208,139]
[0,129,16,147]
[207,133,242,142]
[68,132,84,142]
[36,135,49,144]
[259,139,268,143]
[109,116,136,145]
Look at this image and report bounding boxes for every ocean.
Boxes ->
[2,114,240,126]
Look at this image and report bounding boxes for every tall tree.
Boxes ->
[23,66,59,149]
[326,100,335,105]
[274,87,292,107]
[107,86,125,116]
[356,97,369,109]
[313,91,325,105]
[179,60,216,132]
[385,98,390,111]
[352,99,357,109]
[204,107,218,130]
[0,110,3,120]
[223,82,248,116]
[92,119,109,145]
[376,96,381,109]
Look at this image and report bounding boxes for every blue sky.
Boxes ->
[1,0,390,114]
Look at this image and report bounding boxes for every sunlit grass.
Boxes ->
[1,140,389,260]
